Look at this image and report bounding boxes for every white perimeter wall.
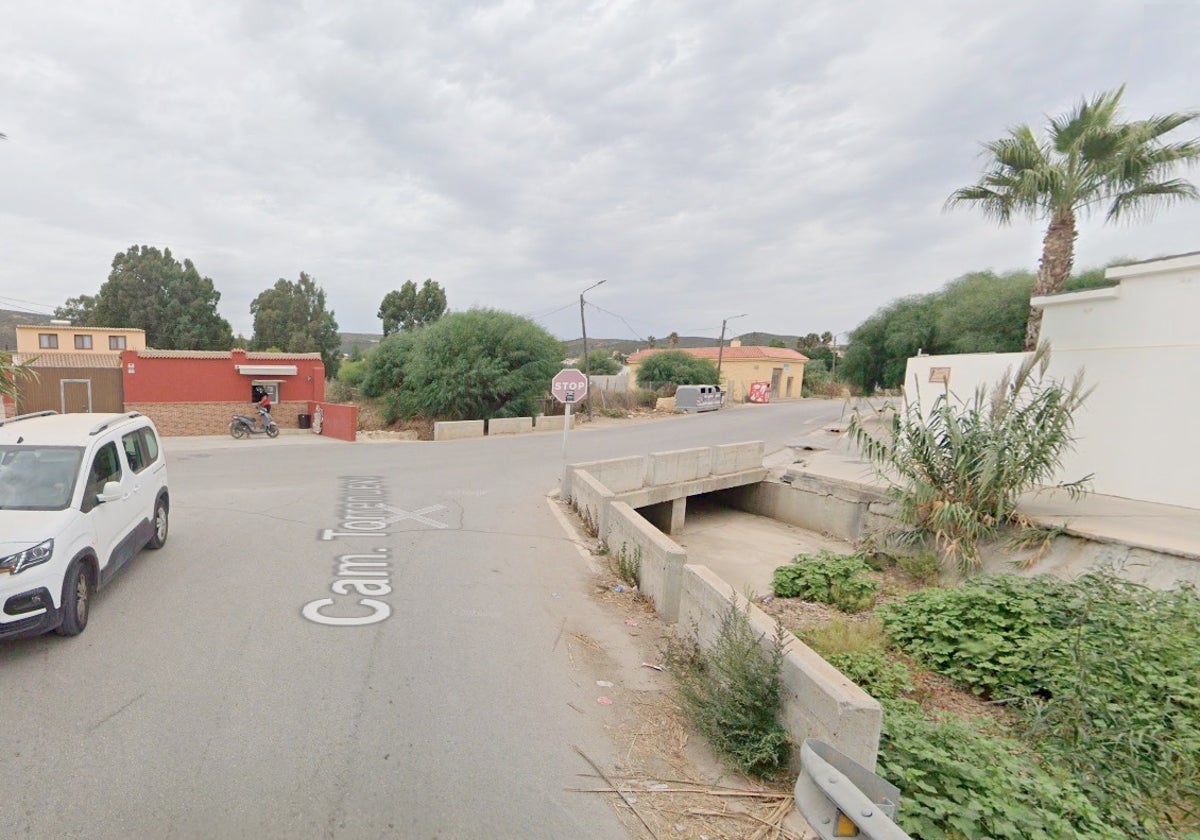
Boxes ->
[904,251,1200,510]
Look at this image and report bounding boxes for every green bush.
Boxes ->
[896,551,941,583]
[771,551,878,612]
[637,350,720,386]
[337,358,368,388]
[360,331,419,398]
[881,573,1200,834]
[825,649,913,700]
[878,700,1122,840]
[395,309,564,420]
[668,603,790,778]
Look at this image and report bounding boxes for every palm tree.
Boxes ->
[668,331,679,348]
[948,86,1200,348]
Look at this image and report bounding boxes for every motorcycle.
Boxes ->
[230,413,279,439]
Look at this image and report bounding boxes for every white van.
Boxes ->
[0,411,169,640]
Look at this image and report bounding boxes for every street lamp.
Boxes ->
[580,279,606,421]
[715,313,748,390]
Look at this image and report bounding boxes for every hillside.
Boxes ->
[0,308,54,352]
[562,332,801,358]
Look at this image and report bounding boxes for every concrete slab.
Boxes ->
[674,497,855,597]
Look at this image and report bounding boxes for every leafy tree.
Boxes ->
[359,331,419,398]
[60,245,233,349]
[820,331,833,345]
[842,294,939,393]
[378,279,447,336]
[667,331,679,348]
[768,339,786,348]
[646,335,657,348]
[391,309,563,420]
[336,358,368,389]
[250,272,341,377]
[637,350,720,386]
[584,349,621,375]
[797,333,821,350]
[948,86,1200,348]
[935,270,1035,354]
[53,295,97,325]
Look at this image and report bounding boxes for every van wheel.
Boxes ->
[148,498,169,549]
[55,561,91,637]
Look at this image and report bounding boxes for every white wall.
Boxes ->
[904,251,1200,509]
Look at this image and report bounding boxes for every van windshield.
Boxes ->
[0,446,84,511]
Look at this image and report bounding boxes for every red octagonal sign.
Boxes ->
[552,368,589,404]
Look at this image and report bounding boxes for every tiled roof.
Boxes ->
[17,325,145,333]
[12,352,123,368]
[626,346,809,364]
[135,349,323,360]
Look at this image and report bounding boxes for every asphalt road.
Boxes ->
[0,399,850,840]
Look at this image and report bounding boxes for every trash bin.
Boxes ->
[298,413,312,430]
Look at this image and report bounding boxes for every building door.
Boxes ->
[61,379,93,413]
[786,376,794,397]
[771,368,783,396]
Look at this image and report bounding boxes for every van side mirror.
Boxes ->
[97,480,123,503]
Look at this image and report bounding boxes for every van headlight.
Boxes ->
[0,540,54,575]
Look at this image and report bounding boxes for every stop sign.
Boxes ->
[552,368,588,404]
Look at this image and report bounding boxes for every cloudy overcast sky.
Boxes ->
[3,0,1199,344]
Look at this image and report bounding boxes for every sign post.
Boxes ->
[551,368,589,454]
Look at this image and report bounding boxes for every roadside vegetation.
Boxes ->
[849,345,1090,572]
[766,551,1200,839]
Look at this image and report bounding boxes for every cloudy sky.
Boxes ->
[3,1,1199,344]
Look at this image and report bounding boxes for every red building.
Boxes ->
[121,348,328,436]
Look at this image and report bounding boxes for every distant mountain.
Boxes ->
[562,332,801,358]
[0,308,54,352]
[339,332,384,357]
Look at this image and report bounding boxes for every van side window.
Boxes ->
[84,443,123,509]
[122,432,145,473]
[139,428,159,464]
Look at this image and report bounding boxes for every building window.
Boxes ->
[38,333,58,349]
[75,335,93,350]
[109,335,127,350]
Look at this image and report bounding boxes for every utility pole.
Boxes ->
[580,279,606,421]
[715,313,748,391]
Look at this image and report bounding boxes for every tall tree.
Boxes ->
[948,86,1200,348]
[63,245,233,349]
[250,272,342,377]
[668,331,679,348]
[378,279,448,336]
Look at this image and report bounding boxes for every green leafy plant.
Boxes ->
[880,573,1200,834]
[667,603,790,778]
[771,551,878,612]
[878,700,1122,840]
[825,649,913,701]
[849,345,1090,572]
[896,551,941,584]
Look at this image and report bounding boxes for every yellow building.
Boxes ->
[16,324,147,354]
[627,342,809,401]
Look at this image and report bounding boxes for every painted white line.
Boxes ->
[380,503,448,529]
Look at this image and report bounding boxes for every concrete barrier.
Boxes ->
[569,470,615,537]
[712,441,766,475]
[563,455,646,500]
[433,420,485,441]
[606,502,688,621]
[488,416,533,436]
[716,475,890,540]
[679,565,882,772]
[646,446,714,486]
[535,415,566,431]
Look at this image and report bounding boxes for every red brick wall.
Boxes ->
[127,401,313,436]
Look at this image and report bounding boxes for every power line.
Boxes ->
[584,302,648,343]
[525,300,577,322]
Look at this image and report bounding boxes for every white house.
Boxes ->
[904,251,1200,510]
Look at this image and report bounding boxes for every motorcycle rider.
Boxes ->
[256,390,273,430]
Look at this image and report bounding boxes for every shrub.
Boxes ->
[607,543,641,587]
[878,700,1122,840]
[825,649,913,700]
[881,573,1200,833]
[337,357,368,388]
[360,331,419,398]
[797,614,888,657]
[637,350,720,386]
[849,345,1090,571]
[771,551,878,612]
[668,603,790,778]
[896,551,941,584]
[395,309,564,420]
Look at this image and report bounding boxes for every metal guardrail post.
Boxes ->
[795,739,912,840]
